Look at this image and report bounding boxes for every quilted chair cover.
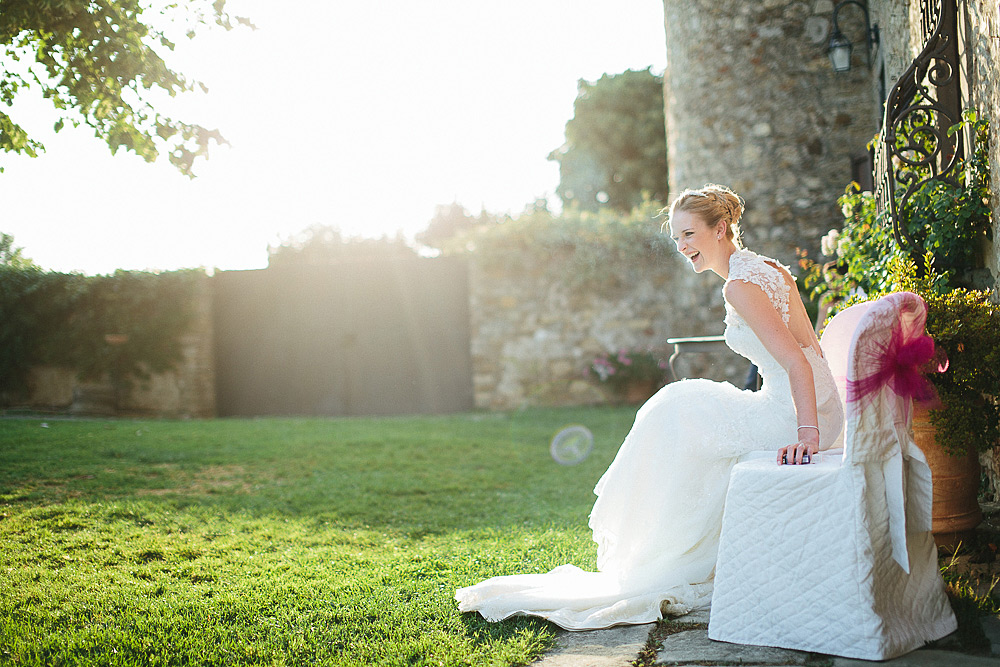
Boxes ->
[707,292,957,660]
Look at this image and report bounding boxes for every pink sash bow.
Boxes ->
[846,293,947,407]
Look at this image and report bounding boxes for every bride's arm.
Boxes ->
[724,280,819,465]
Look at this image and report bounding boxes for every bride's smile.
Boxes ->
[669,209,733,276]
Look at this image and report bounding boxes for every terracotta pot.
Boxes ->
[912,405,983,549]
[622,379,659,404]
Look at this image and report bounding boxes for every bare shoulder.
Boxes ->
[723,277,769,308]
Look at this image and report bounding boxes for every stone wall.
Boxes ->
[957,0,1000,499]
[964,0,1000,296]
[468,250,749,411]
[869,0,914,84]
[15,257,750,417]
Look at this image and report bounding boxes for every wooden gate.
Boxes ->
[212,257,473,416]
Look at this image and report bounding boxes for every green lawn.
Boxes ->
[0,407,639,666]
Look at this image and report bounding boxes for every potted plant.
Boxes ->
[589,348,667,404]
[864,256,1000,545]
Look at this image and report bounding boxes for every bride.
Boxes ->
[456,184,845,630]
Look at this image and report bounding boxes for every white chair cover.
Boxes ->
[707,292,957,660]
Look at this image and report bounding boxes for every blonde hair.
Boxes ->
[663,183,745,248]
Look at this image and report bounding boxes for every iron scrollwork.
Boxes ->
[873,0,963,252]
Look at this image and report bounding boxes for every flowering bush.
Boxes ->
[589,349,667,392]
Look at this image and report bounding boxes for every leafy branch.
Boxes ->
[0,0,253,175]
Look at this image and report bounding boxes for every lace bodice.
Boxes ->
[723,249,793,375]
[721,249,843,450]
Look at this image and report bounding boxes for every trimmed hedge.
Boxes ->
[0,267,200,403]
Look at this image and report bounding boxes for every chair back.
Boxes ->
[839,292,936,572]
[841,292,929,463]
[819,300,876,409]
[819,292,932,461]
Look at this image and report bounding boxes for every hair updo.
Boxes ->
[664,183,746,248]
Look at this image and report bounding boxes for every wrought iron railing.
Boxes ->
[873,0,964,252]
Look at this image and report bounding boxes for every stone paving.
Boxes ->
[531,623,655,667]
[532,610,1000,667]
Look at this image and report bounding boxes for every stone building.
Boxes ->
[662,0,999,294]
[663,0,880,259]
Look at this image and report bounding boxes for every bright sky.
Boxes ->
[1,0,666,275]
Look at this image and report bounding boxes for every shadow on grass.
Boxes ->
[0,407,637,537]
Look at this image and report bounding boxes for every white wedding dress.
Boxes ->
[456,249,846,630]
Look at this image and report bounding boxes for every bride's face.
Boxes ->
[669,211,726,274]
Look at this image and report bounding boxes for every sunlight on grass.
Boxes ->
[0,408,637,666]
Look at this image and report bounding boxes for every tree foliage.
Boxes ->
[416,202,504,251]
[267,225,418,268]
[0,231,36,268]
[0,0,251,175]
[548,68,668,212]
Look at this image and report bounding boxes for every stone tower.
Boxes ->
[662,0,882,265]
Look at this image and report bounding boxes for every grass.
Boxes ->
[937,538,1000,655]
[0,407,639,666]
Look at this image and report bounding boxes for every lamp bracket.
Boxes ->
[831,0,880,56]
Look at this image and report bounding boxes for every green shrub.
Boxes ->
[469,198,672,293]
[872,255,1000,455]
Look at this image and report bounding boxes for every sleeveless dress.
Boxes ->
[455,249,845,630]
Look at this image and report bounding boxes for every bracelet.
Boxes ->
[797,425,819,432]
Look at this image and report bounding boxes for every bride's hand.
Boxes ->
[777,430,819,465]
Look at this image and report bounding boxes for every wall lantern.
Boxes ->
[828,0,880,72]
